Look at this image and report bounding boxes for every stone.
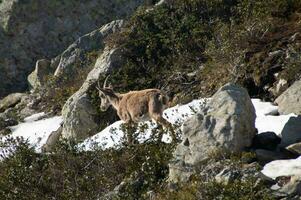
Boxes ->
[61,91,98,141]
[252,131,281,151]
[0,93,27,112]
[169,83,256,183]
[279,176,301,197]
[280,116,301,147]
[42,126,62,152]
[286,142,301,155]
[255,149,289,164]
[275,79,301,115]
[269,78,289,98]
[61,46,124,141]
[27,59,52,91]
[53,20,124,79]
[215,167,240,185]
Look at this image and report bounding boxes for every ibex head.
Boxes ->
[96,75,115,111]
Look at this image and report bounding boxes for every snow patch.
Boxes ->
[7,115,62,152]
[252,99,297,136]
[261,156,301,179]
[81,99,208,150]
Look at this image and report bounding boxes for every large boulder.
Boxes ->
[275,79,301,115]
[61,47,124,141]
[0,0,145,98]
[53,20,124,79]
[169,83,256,183]
[252,131,281,151]
[280,116,301,147]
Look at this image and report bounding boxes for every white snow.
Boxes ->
[261,156,301,179]
[1,115,62,155]
[80,99,208,150]
[251,99,297,136]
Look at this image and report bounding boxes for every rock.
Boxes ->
[18,107,38,120]
[0,93,27,112]
[252,132,281,151]
[0,0,145,98]
[279,176,301,197]
[269,79,288,97]
[257,172,277,186]
[27,20,124,93]
[280,116,301,147]
[42,126,63,152]
[169,83,256,183]
[215,167,240,185]
[53,20,124,79]
[286,142,301,155]
[61,91,99,141]
[61,47,124,141]
[27,59,52,91]
[255,149,288,164]
[275,79,301,115]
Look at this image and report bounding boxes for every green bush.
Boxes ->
[105,0,239,102]
[156,177,274,200]
[104,0,301,101]
[0,125,177,200]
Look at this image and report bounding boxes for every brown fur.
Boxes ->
[98,87,175,142]
[97,75,176,142]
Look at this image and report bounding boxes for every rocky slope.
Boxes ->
[0,0,145,98]
[1,0,301,199]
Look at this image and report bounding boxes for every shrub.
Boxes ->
[0,125,177,200]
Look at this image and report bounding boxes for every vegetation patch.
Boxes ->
[104,0,301,103]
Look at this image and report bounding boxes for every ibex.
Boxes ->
[96,76,176,143]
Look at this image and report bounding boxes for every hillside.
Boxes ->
[1,0,301,199]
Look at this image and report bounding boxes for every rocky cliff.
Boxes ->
[0,0,145,98]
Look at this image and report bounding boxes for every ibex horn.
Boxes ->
[103,75,110,88]
[96,79,102,91]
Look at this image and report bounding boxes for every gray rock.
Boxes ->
[19,107,38,120]
[279,176,301,197]
[255,149,288,164]
[269,79,288,97]
[275,79,301,115]
[27,59,52,91]
[169,83,256,183]
[61,91,98,141]
[61,47,124,141]
[42,126,62,152]
[0,0,145,98]
[0,93,27,112]
[53,20,124,79]
[252,131,281,151]
[280,116,301,147]
[215,167,240,185]
[286,142,301,155]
